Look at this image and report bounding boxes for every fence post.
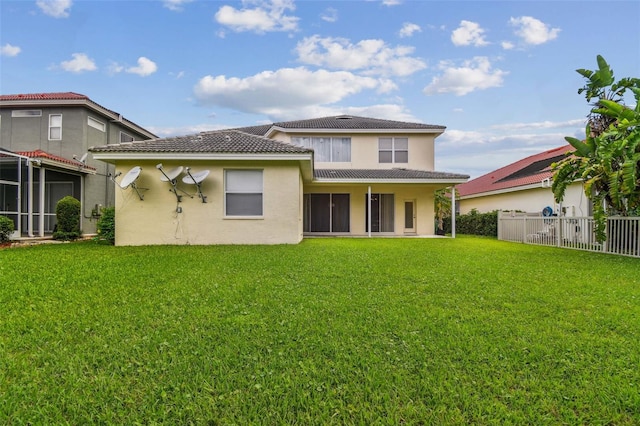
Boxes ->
[557,216,562,247]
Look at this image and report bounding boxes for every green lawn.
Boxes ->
[1,237,639,424]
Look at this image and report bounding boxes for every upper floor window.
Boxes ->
[225,169,263,217]
[12,110,42,117]
[120,131,134,143]
[379,137,408,163]
[49,114,62,140]
[88,116,106,132]
[292,137,351,162]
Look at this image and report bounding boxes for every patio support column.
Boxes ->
[27,160,33,237]
[368,185,372,238]
[39,167,45,237]
[451,186,456,238]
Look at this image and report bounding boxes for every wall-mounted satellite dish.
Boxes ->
[159,166,184,182]
[120,166,142,189]
[182,168,210,203]
[157,163,191,203]
[116,166,147,200]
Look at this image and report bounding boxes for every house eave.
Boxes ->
[459,182,551,199]
[91,152,315,180]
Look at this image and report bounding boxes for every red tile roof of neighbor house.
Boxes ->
[16,149,96,172]
[457,145,575,197]
[0,92,89,101]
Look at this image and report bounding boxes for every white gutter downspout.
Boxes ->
[451,186,456,239]
[368,186,372,238]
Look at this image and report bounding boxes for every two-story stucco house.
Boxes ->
[90,115,469,245]
[0,92,156,237]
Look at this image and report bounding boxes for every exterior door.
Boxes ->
[404,200,416,233]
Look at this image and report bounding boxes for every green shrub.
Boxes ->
[0,215,15,243]
[443,209,498,237]
[53,196,81,241]
[96,206,115,245]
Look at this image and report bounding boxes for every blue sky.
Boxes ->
[1,0,638,178]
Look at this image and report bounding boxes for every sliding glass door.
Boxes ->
[365,193,394,232]
[304,193,350,233]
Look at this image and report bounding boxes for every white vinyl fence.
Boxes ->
[498,211,640,258]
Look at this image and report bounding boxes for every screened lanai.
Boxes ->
[0,149,94,238]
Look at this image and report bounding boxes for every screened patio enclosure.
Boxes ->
[0,149,91,237]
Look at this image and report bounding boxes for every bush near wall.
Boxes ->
[96,206,115,245]
[443,209,498,237]
[53,196,81,241]
[0,216,14,243]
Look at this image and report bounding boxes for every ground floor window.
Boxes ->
[365,193,394,232]
[224,169,263,217]
[304,193,350,232]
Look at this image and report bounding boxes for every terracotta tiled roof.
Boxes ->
[89,130,313,154]
[15,149,96,172]
[0,92,88,101]
[315,168,469,181]
[457,145,575,197]
[269,115,445,131]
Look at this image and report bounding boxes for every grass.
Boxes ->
[1,237,639,424]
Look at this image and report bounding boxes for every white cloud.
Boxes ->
[321,7,338,23]
[59,53,97,73]
[501,41,515,50]
[126,57,158,76]
[490,119,584,131]
[36,0,72,18]
[509,16,560,45]
[295,35,426,77]
[193,67,387,118]
[163,0,193,11]
[399,22,421,38]
[1,43,21,57]
[451,20,489,47]
[214,0,299,34]
[435,119,583,177]
[423,57,507,96]
[382,0,402,6]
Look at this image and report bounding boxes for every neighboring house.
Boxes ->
[0,92,156,237]
[457,144,589,216]
[90,115,469,245]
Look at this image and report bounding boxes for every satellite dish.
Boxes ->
[119,166,142,189]
[160,166,184,182]
[79,153,88,163]
[182,169,210,184]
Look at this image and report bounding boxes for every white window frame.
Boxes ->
[224,169,264,218]
[88,116,106,132]
[379,137,408,164]
[12,110,42,117]
[48,114,62,140]
[120,131,134,143]
[291,136,351,163]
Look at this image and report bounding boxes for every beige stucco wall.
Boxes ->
[304,184,439,236]
[269,131,436,171]
[459,182,589,216]
[113,160,303,246]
